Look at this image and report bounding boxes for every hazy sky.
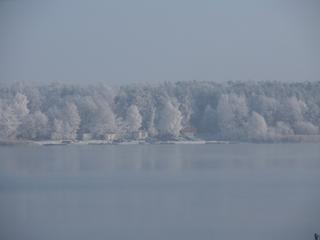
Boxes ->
[0,0,319,84]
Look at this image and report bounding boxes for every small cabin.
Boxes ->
[81,133,93,141]
[132,130,148,140]
[103,132,118,142]
[180,127,197,138]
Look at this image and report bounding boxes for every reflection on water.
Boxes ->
[0,144,320,240]
[1,144,320,176]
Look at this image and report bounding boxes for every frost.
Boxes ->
[0,81,319,142]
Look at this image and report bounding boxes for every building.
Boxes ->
[103,132,118,142]
[132,130,148,140]
[180,127,197,139]
[81,133,93,141]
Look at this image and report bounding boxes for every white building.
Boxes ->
[103,132,118,142]
[132,130,148,140]
[81,133,93,141]
[180,127,196,139]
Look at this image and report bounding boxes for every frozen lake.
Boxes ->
[0,144,319,240]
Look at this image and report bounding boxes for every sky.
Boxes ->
[0,0,319,85]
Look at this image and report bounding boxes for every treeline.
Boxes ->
[0,81,320,142]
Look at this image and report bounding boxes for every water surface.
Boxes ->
[0,144,319,240]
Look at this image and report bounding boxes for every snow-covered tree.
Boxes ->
[18,111,49,140]
[201,104,217,134]
[126,105,142,132]
[272,121,294,136]
[51,119,64,140]
[64,102,81,139]
[147,107,157,136]
[0,81,320,142]
[253,95,279,125]
[279,97,307,124]
[217,94,249,139]
[247,112,268,140]
[76,96,98,134]
[0,93,29,140]
[50,102,80,140]
[0,103,19,140]
[12,93,29,121]
[156,101,183,137]
[293,121,319,135]
[90,103,117,138]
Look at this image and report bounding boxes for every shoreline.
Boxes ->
[0,139,231,146]
[1,139,319,146]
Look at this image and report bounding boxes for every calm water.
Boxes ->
[0,144,319,240]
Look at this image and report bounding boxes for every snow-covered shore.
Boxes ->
[0,139,232,146]
[2,135,319,146]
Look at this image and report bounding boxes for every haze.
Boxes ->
[0,0,319,85]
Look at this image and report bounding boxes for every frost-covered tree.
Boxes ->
[0,81,320,142]
[0,93,29,140]
[64,102,81,139]
[201,104,217,134]
[76,96,98,134]
[252,95,279,125]
[247,112,268,140]
[293,121,319,135]
[51,119,64,140]
[18,111,49,140]
[217,94,249,139]
[279,97,307,124]
[270,121,294,138]
[90,103,117,138]
[156,101,183,137]
[0,103,19,140]
[50,102,80,140]
[12,93,29,121]
[147,107,157,136]
[126,105,142,132]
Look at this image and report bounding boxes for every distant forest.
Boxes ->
[1,81,320,142]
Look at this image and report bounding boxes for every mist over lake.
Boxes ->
[0,143,319,240]
[1,0,320,238]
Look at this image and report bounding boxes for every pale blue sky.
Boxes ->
[0,0,319,84]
